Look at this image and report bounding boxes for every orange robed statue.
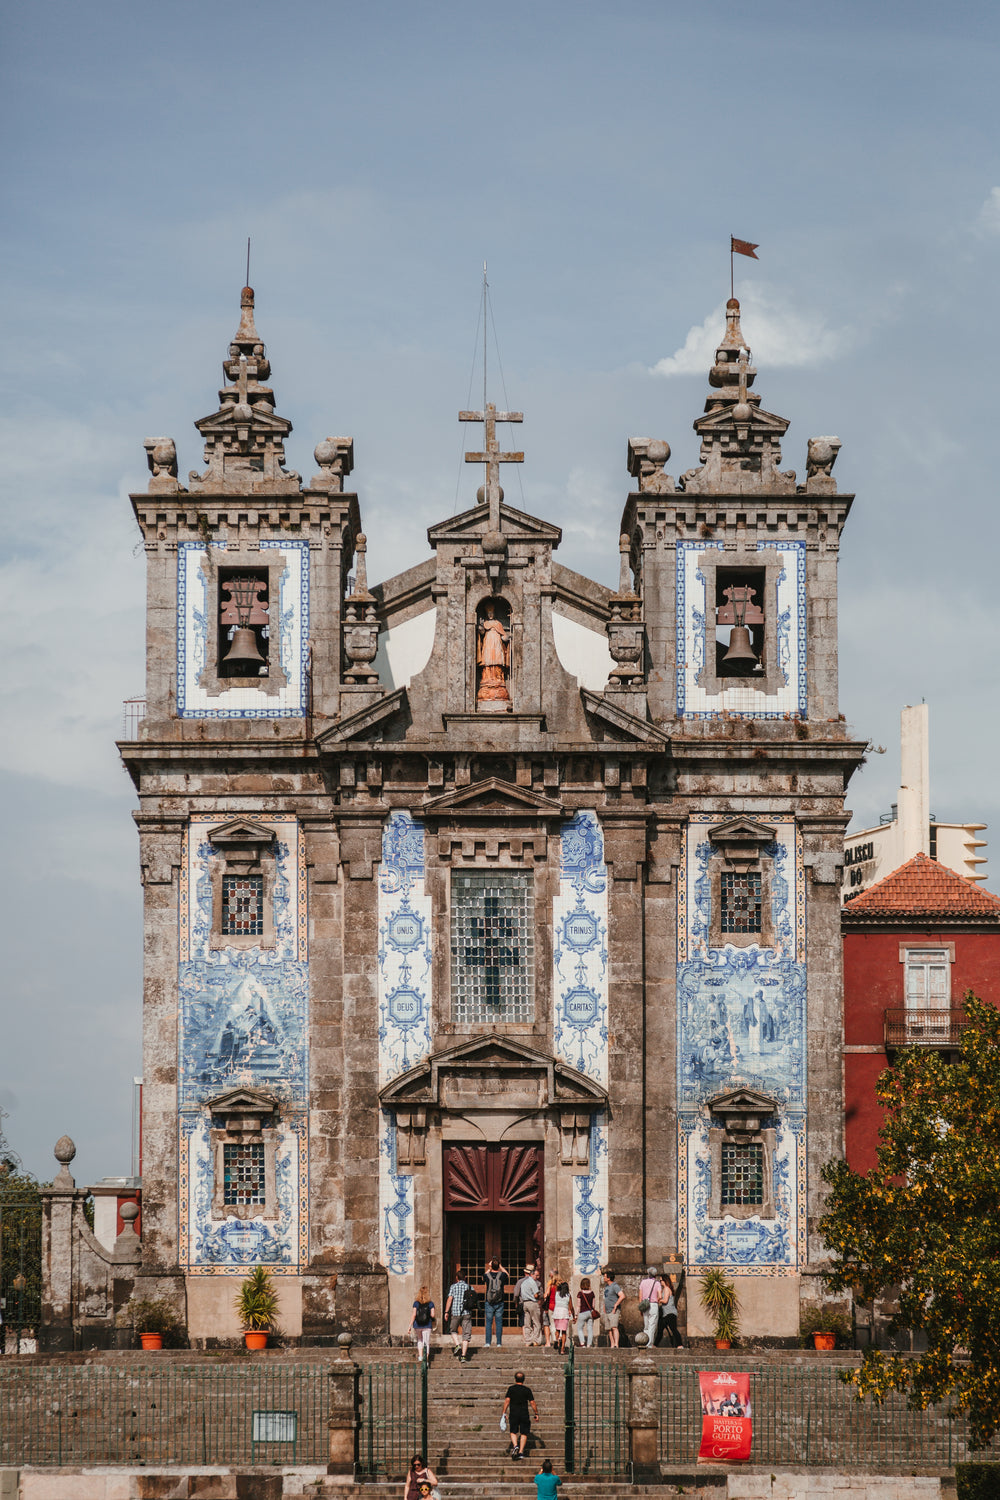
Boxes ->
[477,601,511,704]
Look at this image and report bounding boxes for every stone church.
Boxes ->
[121,285,864,1342]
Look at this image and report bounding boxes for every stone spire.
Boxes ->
[188,286,301,494]
[680,297,795,496]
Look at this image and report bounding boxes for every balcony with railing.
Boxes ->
[883,1007,967,1050]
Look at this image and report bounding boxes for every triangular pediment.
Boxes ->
[694,404,789,437]
[317,686,408,747]
[580,689,669,747]
[708,816,777,844]
[428,501,562,547]
[205,1087,279,1116]
[707,1087,777,1115]
[379,1035,608,1110]
[196,406,291,437]
[422,778,564,819]
[207,818,276,848]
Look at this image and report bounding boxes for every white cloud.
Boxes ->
[650,287,854,378]
[979,187,1000,234]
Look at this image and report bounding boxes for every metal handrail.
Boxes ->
[884,1008,966,1048]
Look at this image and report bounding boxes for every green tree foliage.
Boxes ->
[821,993,1000,1450]
[0,1160,44,1328]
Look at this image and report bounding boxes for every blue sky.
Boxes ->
[2,0,999,1180]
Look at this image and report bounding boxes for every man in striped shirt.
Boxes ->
[445,1266,473,1360]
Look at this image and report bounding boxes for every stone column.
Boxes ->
[38,1136,86,1352]
[627,1355,660,1477]
[327,1352,360,1475]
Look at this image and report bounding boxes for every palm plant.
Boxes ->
[700,1268,740,1345]
[235,1265,279,1331]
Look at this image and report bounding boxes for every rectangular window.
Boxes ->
[222,874,264,936]
[223,1142,266,1207]
[905,949,951,1008]
[720,871,762,934]
[721,1143,764,1207]
[451,870,534,1022]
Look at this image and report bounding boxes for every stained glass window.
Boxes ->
[222,874,264,936]
[223,1142,265,1206]
[451,871,534,1022]
[720,1143,764,1206]
[720,870,762,933]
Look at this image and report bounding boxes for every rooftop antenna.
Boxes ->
[246,237,251,287]
[483,260,488,412]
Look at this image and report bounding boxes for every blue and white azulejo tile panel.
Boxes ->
[177,816,308,1273]
[675,539,807,719]
[675,814,807,1272]
[379,1112,414,1277]
[377,812,432,1087]
[176,539,310,718]
[553,812,609,1088]
[572,1112,608,1276]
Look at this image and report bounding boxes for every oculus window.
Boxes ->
[451,870,534,1022]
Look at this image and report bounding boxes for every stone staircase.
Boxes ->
[424,1344,569,1483]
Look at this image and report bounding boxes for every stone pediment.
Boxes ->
[580,689,669,747]
[706,1087,777,1135]
[207,818,276,850]
[195,404,291,438]
[428,501,562,547]
[421,779,564,821]
[379,1035,608,1112]
[708,816,776,867]
[318,686,408,746]
[694,404,789,439]
[205,1087,280,1121]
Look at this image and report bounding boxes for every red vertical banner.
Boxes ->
[697,1371,752,1463]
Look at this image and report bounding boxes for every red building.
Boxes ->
[842,852,1000,1172]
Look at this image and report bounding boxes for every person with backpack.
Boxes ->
[408,1284,435,1361]
[483,1257,509,1347]
[444,1264,474,1360]
[518,1262,542,1346]
[638,1265,660,1349]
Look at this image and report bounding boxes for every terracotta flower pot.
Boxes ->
[813,1331,835,1350]
[714,1338,732,1350]
[244,1330,268,1350]
[139,1332,163,1350]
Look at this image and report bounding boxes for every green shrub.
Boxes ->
[956,1462,1000,1500]
[129,1296,186,1347]
[799,1307,853,1347]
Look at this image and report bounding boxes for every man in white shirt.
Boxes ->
[518,1263,542,1346]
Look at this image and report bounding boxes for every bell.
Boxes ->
[222,627,265,668]
[722,625,758,669]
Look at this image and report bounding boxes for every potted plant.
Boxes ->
[799,1307,852,1350]
[700,1269,740,1349]
[130,1296,182,1351]
[235,1265,279,1349]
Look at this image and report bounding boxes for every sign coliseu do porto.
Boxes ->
[697,1371,752,1463]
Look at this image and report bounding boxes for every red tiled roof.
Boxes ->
[843,852,1000,924]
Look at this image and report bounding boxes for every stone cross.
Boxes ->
[460,402,523,531]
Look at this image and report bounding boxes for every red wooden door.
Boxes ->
[443,1143,542,1212]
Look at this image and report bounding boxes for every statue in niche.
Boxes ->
[476,598,511,710]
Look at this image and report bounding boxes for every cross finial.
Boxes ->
[460,401,523,531]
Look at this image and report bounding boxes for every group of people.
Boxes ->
[406,1261,683,1357]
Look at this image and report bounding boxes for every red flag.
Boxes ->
[731,237,759,259]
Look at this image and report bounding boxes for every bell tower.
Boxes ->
[624,297,865,1331]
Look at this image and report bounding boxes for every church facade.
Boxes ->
[121,287,864,1341]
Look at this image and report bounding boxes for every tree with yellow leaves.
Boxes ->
[821,993,1000,1451]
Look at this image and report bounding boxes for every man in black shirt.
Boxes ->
[502,1369,538,1460]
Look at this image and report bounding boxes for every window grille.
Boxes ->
[222,874,264,936]
[223,1142,265,1207]
[451,871,534,1022]
[720,1143,764,1206]
[720,870,762,933]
